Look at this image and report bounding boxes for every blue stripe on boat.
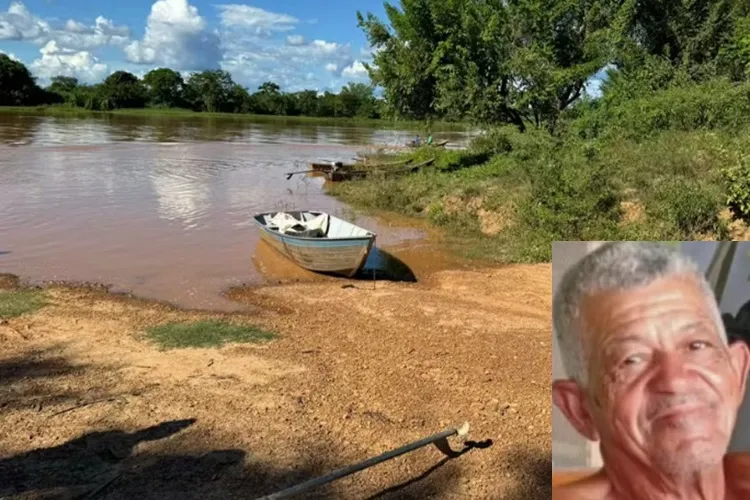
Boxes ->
[262,230,370,248]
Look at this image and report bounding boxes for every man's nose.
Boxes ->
[649,351,693,393]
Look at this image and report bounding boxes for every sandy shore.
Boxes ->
[0,261,551,499]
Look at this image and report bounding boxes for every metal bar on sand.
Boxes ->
[255,422,470,500]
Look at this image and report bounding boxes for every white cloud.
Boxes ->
[342,60,368,79]
[65,19,87,33]
[286,34,304,46]
[125,0,220,70]
[31,40,109,83]
[217,4,298,35]
[94,16,130,38]
[219,11,356,91]
[0,2,130,53]
[325,63,337,72]
[0,2,49,40]
[54,15,130,51]
[310,39,340,54]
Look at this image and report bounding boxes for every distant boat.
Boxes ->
[308,161,356,173]
[325,157,436,182]
[356,157,414,168]
[406,139,449,148]
[253,211,376,278]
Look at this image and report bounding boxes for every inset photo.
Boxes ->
[552,242,750,498]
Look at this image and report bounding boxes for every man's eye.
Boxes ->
[689,340,710,350]
[622,355,644,366]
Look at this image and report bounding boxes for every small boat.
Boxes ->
[356,157,413,168]
[253,211,376,277]
[406,139,449,148]
[309,161,356,173]
[325,158,435,182]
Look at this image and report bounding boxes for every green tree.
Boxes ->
[253,81,289,115]
[185,70,236,112]
[0,54,43,106]
[294,90,319,116]
[357,0,611,130]
[46,76,80,105]
[718,12,750,80]
[339,82,378,118]
[258,81,281,94]
[97,71,147,109]
[143,68,185,107]
[228,84,252,113]
[318,91,342,117]
[48,76,79,94]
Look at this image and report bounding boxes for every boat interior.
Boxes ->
[256,211,374,239]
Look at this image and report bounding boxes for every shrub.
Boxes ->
[723,158,750,219]
[517,150,622,247]
[572,79,750,141]
[645,177,724,237]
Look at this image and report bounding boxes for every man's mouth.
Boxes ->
[652,403,710,422]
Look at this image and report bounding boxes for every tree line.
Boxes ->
[0,56,383,119]
[5,0,750,128]
[357,0,750,132]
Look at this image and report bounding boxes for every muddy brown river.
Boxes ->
[0,112,473,310]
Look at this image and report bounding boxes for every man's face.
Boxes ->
[580,275,749,475]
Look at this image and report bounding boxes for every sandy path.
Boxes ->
[0,264,551,499]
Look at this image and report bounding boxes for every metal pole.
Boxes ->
[255,422,469,500]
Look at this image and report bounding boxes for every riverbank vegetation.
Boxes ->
[330,0,750,262]
[0,56,387,120]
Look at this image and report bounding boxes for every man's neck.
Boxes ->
[602,449,727,500]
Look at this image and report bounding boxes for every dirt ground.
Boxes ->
[0,260,551,499]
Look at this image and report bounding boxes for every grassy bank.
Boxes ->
[0,105,469,131]
[329,80,750,263]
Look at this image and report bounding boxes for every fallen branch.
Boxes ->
[47,397,120,418]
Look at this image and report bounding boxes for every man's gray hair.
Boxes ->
[553,242,727,385]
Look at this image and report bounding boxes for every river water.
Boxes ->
[0,112,472,310]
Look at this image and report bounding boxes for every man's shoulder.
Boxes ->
[725,452,750,492]
[552,469,609,500]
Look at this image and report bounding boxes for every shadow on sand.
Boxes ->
[356,247,418,283]
[0,415,549,499]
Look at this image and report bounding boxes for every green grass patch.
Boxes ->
[145,320,276,349]
[0,290,47,319]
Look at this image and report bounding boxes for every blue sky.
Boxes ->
[0,0,388,91]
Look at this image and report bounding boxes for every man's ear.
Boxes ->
[552,379,600,442]
[728,340,750,403]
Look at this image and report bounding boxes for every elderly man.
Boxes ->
[552,242,750,499]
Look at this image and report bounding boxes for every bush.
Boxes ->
[469,126,517,155]
[517,150,622,249]
[645,177,724,237]
[572,79,750,141]
[723,158,750,219]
